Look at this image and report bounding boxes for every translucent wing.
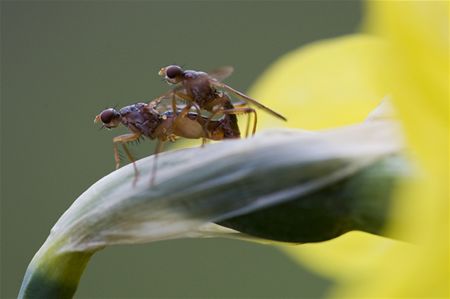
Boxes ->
[207,66,234,82]
[212,81,287,121]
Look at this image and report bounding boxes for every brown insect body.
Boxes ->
[180,70,218,109]
[95,65,285,185]
[118,103,161,138]
[175,71,243,140]
[95,101,240,185]
[158,65,287,137]
[117,102,240,141]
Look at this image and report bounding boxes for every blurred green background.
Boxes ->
[1,1,362,298]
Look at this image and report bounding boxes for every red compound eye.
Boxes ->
[100,108,118,124]
[165,65,183,79]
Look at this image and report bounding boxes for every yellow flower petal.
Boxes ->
[249,33,409,291]
[249,35,390,130]
[281,231,413,281]
[364,0,449,115]
[250,1,449,295]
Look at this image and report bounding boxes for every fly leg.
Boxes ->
[211,80,287,121]
[150,139,165,187]
[148,86,184,108]
[113,133,142,185]
[171,91,178,117]
[203,94,235,140]
[221,100,255,136]
[216,107,258,137]
[205,94,257,138]
[173,91,209,144]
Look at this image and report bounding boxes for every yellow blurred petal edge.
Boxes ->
[249,34,391,131]
[249,24,449,297]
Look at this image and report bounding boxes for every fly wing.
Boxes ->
[212,81,287,121]
[207,66,234,82]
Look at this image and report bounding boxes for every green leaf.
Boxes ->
[19,120,409,298]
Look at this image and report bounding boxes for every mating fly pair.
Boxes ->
[95,65,287,185]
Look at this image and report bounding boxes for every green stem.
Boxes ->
[218,155,406,242]
[18,239,96,299]
[17,126,406,298]
[18,155,405,299]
